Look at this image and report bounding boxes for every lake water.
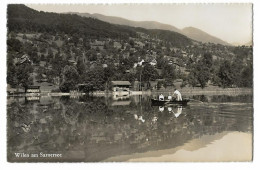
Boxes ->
[7,94,253,162]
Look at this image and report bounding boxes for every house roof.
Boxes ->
[19,54,31,64]
[27,85,41,89]
[114,42,122,46]
[91,40,105,46]
[111,81,131,86]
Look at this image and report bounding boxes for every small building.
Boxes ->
[90,40,105,50]
[39,61,47,67]
[150,59,157,66]
[130,48,136,53]
[114,62,120,67]
[20,54,31,64]
[134,41,145,48]
[137,59,145,66]
[47,65,53,70]
[90,61,98,69]
[68,59,77,66]
[77,84,88,92]
[111,81,131,92]
[113,42,122,49]
[15,54,31,65]
[7,84,24,94]
[26,86,40,93]
[123,52,130,58]
[102,64,108,68]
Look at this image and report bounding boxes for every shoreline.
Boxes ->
[7,87,253,97]
[153,87,253,96]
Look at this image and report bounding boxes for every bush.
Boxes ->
[51,88,61,93]
[59,81,76,92]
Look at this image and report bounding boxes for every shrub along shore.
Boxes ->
[153,87,253,96]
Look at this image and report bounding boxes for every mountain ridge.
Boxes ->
[67,12,183,34]
[69,12,231,46]
[7,5,193,48]
[182,27,231,46]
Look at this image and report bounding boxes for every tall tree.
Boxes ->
[240,63,253,87]
[16,62,33,91]
[188,53,213,88]
[162,64,176,85]
[7,54,17,87]
[138,64,159,89]
[82,66,106,92]
[59,65,79,92]
[76,57,86,76]
[218,60,233,88]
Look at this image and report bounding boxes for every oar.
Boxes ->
[164,100,171,105]
[187,98,204,103]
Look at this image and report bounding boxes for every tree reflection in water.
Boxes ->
[7,94,253,162]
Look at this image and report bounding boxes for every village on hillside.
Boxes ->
[7,31,253,95]
[6,4,253,96]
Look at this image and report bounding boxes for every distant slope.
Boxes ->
[182,27,231,46]
[70,12,183,34]
[232,41,252,46]
[245,40,253,46]
[7,5,193,47]
[71,12,230,46]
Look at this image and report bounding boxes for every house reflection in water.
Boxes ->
[112,93,130,100]
[111,92,131,106]
[111,100,131,106]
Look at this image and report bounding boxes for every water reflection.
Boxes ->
[158,105,183,118]
[7,94,253,162]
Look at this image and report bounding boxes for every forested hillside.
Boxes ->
[8,4,192,47]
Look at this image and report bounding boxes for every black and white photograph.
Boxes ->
[5,2,254,163]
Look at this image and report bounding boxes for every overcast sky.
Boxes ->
[26,4,252,44]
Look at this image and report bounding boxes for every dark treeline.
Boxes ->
[7,5,135,40]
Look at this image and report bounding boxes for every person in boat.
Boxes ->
[173,88,182,101]
[168,93,172,101]
[159,94,164,101]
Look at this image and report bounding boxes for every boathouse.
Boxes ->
[111,81,131,92]
[26,86,40,93]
